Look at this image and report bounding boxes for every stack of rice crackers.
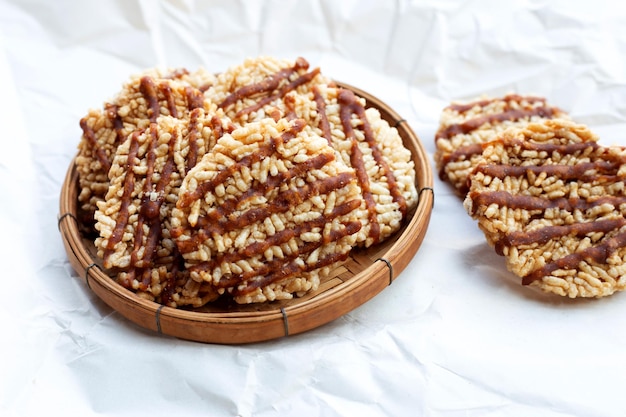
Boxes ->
[76,57,418,307]
[435,94,626,298]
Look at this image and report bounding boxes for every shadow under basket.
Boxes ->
[58,82,434,344]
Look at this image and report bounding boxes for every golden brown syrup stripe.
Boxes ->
[206,171,356,236]
[103,130,142,257]
[436,134,594,177]
[79,105,121,176]
[339,89,407,216]
[283,95,298,121]
[79,117,111,173]
[240,199,361,257]
[495,218,626,255]
[129,124,159,268]
[189,199,361,275]
[160,251,184,305]
[185,86,206,110]
[104,103,125,142]
[135,125,179,268]
[340,105,378,242]
[193,221,361,295]
[119,125,185,294]
[522,222,626,285]
[140,75,206,120]
[235,68,322,118]
[79,76,206,175]
[440,143,483,176]
[218,58,309,109]
[338,89,407,234]
[175,167,355,252]
[312,86,332,145]
[161,82,178,118]
[185,109,201,173]
[435,106,559,142]
[510,139,599,153]
[445,94,547,114]
[176,119,307,209]
[232,247,356,296]
[139,76,163,122]
[195,152,335,228]
[475,160,622,180]
[468,191,626,216]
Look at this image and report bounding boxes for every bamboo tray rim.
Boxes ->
[58,81,434,344]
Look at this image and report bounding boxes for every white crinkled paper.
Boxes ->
[2,1,626,416]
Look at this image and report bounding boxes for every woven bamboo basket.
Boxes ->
[58,82,434,344]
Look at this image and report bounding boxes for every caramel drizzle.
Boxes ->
[446,94,547,114]
[512,139,600,154]
[440,136,601,185]
[105,103,125,144]
[186,109,230,173]
[239,199,361,258]
[232,242,357,296]
[283,95,298,120]
[522,220,626,285]
[217,57,320,119]
[80,76,205,174]
[132,124,179,269]
[202,170,352,236]
[138,75,205,119]
[313,86,332,145]
[112,123,181,291]
[188,200,362,289]
[338,88,407,242]
[130,124,158,268]
[469,191,626,217]
[439,143,483,181]
[175,155,350,252]
[471,138,621,180]
[219,58,309,108]
[185,86,206,111]
[435,106,558,142]
[139,76,163,121]
[158,251,183,306]
[234,68,321,118]
[80,117,112,173]
[176,119,307,209]
[197,219,362,296]
[496,218,626,256]
[104,130,142,259]
[475,160,622,181]
[185,108,201,173]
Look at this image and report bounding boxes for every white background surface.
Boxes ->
[2,1,626,416]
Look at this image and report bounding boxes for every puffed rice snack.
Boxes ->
[464,119,626,298]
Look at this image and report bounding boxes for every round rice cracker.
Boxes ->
[205,56,331,126]
[434,93,568,195]
[94,111,228,307]
[293,84,418,247]
[171,117,365,304]
[76,67,215,222]
[464,119,626,298]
